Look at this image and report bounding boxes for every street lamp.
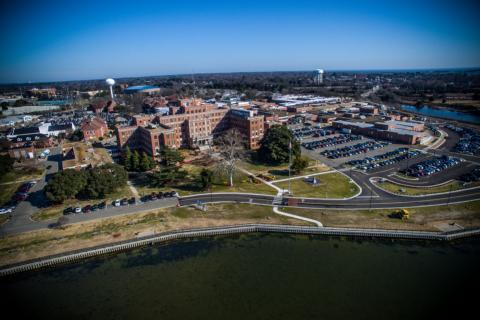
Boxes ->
[288,138,292,195]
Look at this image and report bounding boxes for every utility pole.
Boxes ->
[447,183,453,206]
[288,138,292,195]
[369,187,374,211]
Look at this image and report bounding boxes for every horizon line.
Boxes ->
[1,66,479,86]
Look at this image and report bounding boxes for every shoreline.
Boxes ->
[395,104,480,125]
[1,223,479,277]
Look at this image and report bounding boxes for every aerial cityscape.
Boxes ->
[1,0,479,319]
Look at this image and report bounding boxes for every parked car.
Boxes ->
[82,205,92,213]
[63,207,74,215]
[114,199,121,207]
[74,207,82,214]
[98,201,107,209]
[0,207,13,215]
[121,198,129,206]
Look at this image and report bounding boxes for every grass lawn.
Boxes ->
[376,180,480,196]
[0,167,45,184]
[274,172,359,198]
[280,200,480,231]
[0,182,22,206]
[132,161,278,197]
[239,157,329,179]
[211,172,277,195]
[0,203,304,267]
[31,185,135,222]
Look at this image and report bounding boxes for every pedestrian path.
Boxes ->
[272,206,323,227]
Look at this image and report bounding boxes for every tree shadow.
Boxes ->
[268,169,289,176]
[25,189,51,209]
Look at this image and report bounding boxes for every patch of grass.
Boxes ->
[211,172,277,195]
[132,167,277,196]
[239,157,329,179]
[0,182,21,206]
[0,203,302,266]
[274,172,358,198]
[377,180,480,196]
[280,200,480,231]
[0,167,45,184]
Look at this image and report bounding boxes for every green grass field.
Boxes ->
[377,180,480,196]
[0,182,21,206]
[274,172,359,198]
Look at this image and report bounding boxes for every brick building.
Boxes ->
[116,99,265,157]
[81,117,108,140]
[333,119,428,145]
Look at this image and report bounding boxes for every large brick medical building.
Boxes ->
[116,99,264,157]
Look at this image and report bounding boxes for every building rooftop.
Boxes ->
[124,85,160,92]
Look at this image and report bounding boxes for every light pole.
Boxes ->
[288,138,292,195]
[447,183,453,206]
[369,187,374,211]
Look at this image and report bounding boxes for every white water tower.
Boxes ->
[315,69,324,85]
[106,78,115,100]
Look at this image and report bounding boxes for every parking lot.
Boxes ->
[403,155,461,178]
[345,148,422,172]
[301,133,408,169]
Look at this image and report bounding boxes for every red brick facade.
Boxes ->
[117,100,265,156]
[81,117,108,140]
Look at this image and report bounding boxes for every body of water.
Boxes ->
[401,105,480,124]
[3,234,479,319]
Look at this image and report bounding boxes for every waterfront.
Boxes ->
[2,233,479,319]
[401,105,480,124]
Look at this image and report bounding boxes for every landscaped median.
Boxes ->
[373,179,480,196]
[273,172,360,198]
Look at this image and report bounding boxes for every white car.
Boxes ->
[0,207,13,215]
[74,207,82,214]
[114,199,121,207]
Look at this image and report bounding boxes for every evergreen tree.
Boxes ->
[291,155,309,173]
[140,152,154,172]
[45,169,88,203]
[123,146,132,171]
[198,168,214,190]
[131,150,140,171]
[257,125,300,164]
[161,147,184,167]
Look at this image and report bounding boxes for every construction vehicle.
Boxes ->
[389,209,410,220]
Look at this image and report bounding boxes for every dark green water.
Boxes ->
[3,234,479,319]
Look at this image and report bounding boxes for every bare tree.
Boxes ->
[124,93,145,113]
[216,128,245,187]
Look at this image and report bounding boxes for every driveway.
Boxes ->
[4,147,62,232]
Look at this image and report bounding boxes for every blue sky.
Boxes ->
[1,0,479,83]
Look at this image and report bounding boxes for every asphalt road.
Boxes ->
[4,147,62,234]
[2,121,480,236]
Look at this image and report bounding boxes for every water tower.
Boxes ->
[106,78,115,100]
[314,69,324,85]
